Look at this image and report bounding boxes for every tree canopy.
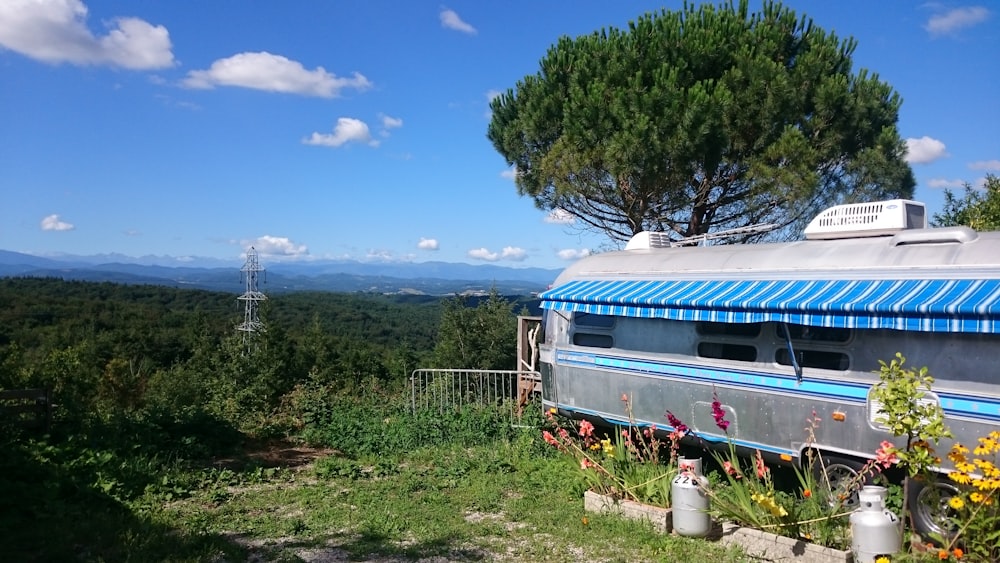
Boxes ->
[488,0,915,244]
[932,174,1000,231]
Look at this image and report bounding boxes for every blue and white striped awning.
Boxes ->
[539,279,1000,333]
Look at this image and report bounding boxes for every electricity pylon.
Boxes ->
[237,246,266,351]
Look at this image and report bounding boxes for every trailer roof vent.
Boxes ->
[625,231,675,250]
[804,199,927,240]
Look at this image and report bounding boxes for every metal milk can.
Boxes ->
[672,456,711,537]
[850,485,901,563]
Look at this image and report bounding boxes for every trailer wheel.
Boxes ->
[811,454,865,508]
[908,478,959,542]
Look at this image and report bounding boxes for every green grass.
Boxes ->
[1,402,754,562]
[150,437,751,562]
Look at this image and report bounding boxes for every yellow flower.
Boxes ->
[969,492,987,504]
[956,461,977,473]
[600,438,615,457]
[948,471,972,485]
[948,496,965,510]
[989,430,1000,441]
[952,443,970,454]
[974,458,997,473]
[973,478,993,492]
[977,436,999,453]
[948,450,967,464]
[875,557,891,563]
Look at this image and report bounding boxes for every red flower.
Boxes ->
[542,430,559,447]
[579,420,595,438]
[711,392,731,432]
[665,411,688,434]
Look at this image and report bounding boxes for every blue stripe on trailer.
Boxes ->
[556,350,1000,423]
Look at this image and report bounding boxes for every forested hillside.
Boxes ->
[0,277,535,433]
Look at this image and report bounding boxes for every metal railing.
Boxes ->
[409,369,540,421]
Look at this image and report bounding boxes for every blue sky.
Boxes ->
[1,1,997,269]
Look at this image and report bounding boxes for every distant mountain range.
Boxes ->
[0,249,561,296]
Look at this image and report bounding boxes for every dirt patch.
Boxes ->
[212,438,337,471]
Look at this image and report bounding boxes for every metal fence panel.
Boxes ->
[409,369,539,422]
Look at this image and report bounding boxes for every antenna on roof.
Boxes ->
[626,223,777,250]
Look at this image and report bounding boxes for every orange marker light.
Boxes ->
[780,454,793,462]
[832,411,846,422]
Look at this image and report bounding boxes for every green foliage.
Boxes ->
[0,278,445,434]
[541,400,678,508]
[871,353,953,547]
[488,1,914,243]
[872,353,952,478]
[932,174,1000,231]
[432,287,518,370]
[291,385,522,458]
[939,434,1000,561]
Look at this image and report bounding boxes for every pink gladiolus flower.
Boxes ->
[557,428,570,440]
[542,430,559,447]
[580,457,594,470]
[723,460,741,478]
[711,392,731,432]
[621,393,629,402]
[665,411,689,434]
[754,450,769,478]
[579,420,595,437]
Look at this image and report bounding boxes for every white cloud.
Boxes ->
[417,237,439,250]
[969,159,1000,171]
[467,246,526,262]
[378,113,403,138]
[557,248,591,260]
[365,249,394,261]
[247,235,308,257]
[926,178,966,189]
[40,214,75,231]
[439,8,476,34]
[468,248,498,261]
[0,0,174,69]
[182,51,371,98]
[925,6,990,36]
[500,166,517,181]
[303,117,378,148]
[501,246,527,261]
[380,113,403,129]
[905,136,949,164]
[486,89,502,103]
[544,208,576,224]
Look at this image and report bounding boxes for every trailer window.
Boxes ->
[574,313,616,328]
[777,324,852,343]
[573,333,613,348]
[697,322,762,338]
[775,349,850,371]
[698,342,757,362]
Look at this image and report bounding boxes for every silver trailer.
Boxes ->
[536,200,1000,537]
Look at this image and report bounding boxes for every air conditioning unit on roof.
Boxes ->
[804,199,927,240]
